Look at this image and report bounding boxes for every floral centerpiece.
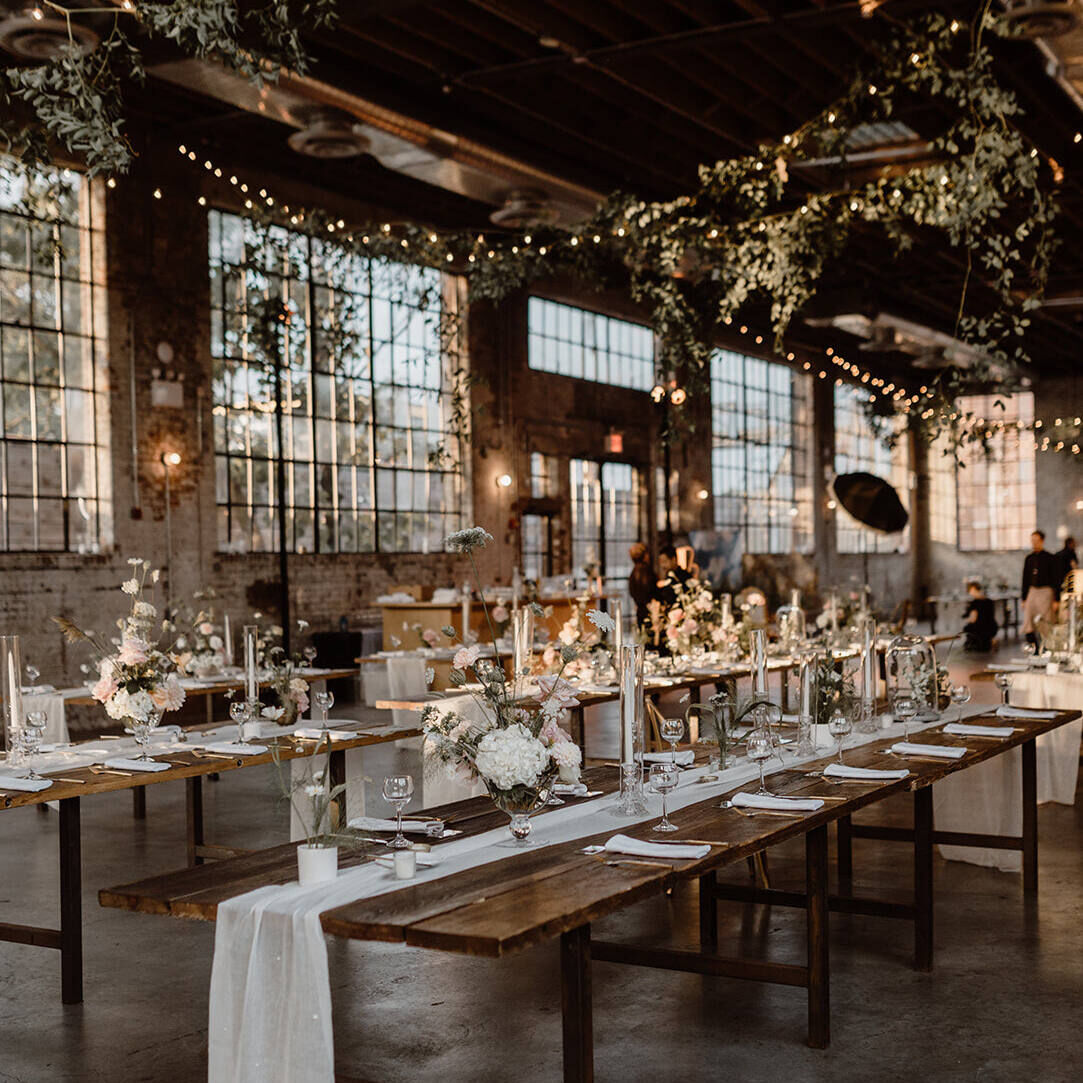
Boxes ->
[271,741,346,884]
[170,589,226,677]
[421,526,584,844]
[55,559,186,747]
[654,578,727,656]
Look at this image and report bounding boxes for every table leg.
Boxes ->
[131,787,145,820]
[186,776,205,868]
[59,796,82,1005]
[698,870,718,951]
[806,824,829,1049]
[929,601,938,636]
[1022,739,1038,895]
[836,815,853,894]
[914,787,934,972]
[571,706,585,757]
[561,924,593,1083]
[330,747,347,825]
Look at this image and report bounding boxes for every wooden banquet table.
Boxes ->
[0,718,420,1005]
[100,706,1078,1082]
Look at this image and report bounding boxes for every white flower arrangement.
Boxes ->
[54,559,186,725]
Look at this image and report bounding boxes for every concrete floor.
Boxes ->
[2,648,1082,1082]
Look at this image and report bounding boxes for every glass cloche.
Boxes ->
[775,588,807,655]
[885,633,940,720]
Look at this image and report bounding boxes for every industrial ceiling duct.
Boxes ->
[997,0,1079,38]
[0,2,100,60]
[286,107,371,159]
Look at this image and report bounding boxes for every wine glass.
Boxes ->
[648,763,679,832]
[314,689,334,733]
[382,774,414,850]
[746,728,775,796]
[828,708,852,764]
[659,717,684,763]
[24,663,40,691]
[994,671,1012,706]
[893,692,917,740]
[229,699,250,744]
[950,683,971,723]
[302,646,317,668]
[21,710,48,778]
[132,707,163,761]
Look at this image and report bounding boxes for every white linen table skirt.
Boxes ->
[934,673,1082,871]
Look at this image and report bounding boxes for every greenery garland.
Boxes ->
[1,4,1062,456]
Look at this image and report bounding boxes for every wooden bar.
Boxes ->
[591,940,808,987]
[0,921,62,949]
[561,925,593,1083]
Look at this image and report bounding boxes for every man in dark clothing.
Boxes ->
[1022,530,1060,647]
[652,543,692,608]
[627,542,656,626]
[1055,536,1078,586]
[962,580,998,653]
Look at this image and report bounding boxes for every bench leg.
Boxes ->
[914,787,934,972]
[806,824,829,1048]
[59,797,82,1005]
[132,787,145,820]
[1022,739,1038,895]
[561,924,593,1083]
[186,776,204,868]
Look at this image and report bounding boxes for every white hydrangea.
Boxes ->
[549,739,582,783]
[105,688,155,722]
[473,723,549,791]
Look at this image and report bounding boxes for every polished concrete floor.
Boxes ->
[2,650,1082,1082]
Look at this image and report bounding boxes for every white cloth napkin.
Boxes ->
[890,742,967,759]
[0,774,53,792]
[103,758,171,773]
[943,722,1015,738]
[198,742,269,756]
[291,728,359,741]
[823,763,910,781]
[347,816,443,834]
[731,791,824,811]
[997,705,1058,720]
[553,782,589,796]
[643,750,696,766]
[604,833,710,860]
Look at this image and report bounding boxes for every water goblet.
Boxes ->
[994,671,1012,706]
[21,710,48,778]
[24,663,40,691]
[950,683,971,723]
[659,717,684,763]
[893,692,918,740]
[314,689,334,733]
[648,763,679,832]
[229,699,250,744]
[746,728,775,796]
[828,708,852,764]
[382,774,414,850]
[132,707,163,761]
[303,646,318,668]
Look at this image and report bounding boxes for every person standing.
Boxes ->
[962,580,998,653]
[627,542,656,626]
[1055,535,1078,586]
[652,543,692,608]
[1022,530,1060,647]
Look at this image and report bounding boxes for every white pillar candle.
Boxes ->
[223,613,234,667]
[613,598,623,666]
[799,654,813,717]
[461,582,471,643]
[243,625,259,703]
[752,628,768,696]
[0,635,23,756]
[861,617,877,702]
[720,595,732,628]
[1069,597,1077,656]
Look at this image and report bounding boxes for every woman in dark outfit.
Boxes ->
[963,580,998,652]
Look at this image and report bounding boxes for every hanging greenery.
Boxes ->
[2,4,1061,454]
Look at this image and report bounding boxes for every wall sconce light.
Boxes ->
[669,386,687,406]
[1075,499,1083,511]
[496,473,513,489]
[696,488,709,501]
[650,384,667,403]
[162,451,182,467]
[788,505,800,518]
[827,498,838,511]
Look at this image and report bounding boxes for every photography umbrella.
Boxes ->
[832,472,909,534]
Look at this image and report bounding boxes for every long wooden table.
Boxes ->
[99,707,1078,1081]
[0,719,419,1005]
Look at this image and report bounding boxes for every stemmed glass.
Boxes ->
[20,710,48,778]
[893,692,917,740]
[828,708,852,764]
[302,646,317,668]
[660,717,684,763]
[132,707,163,761]
[950,683,971,723]
[24,663,40,691]
[229,699,250,744]
[382,774,414,849]
[994,671,1012,706]
[648,763,679,832]
[746,728,775,796]
[314,689,334,734]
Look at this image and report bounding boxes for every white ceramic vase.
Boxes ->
[297,844,338,886]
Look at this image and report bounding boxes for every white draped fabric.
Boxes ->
[208,713,952,1083]
[934,674,1082,871]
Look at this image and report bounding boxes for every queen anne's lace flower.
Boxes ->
[586,608,615,634]
[121,579,139,595]
[445,526,493,553]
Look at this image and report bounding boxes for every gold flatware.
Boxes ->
[89,766,134,777]
[601,858,677,870]
[727,805,807,819]
[663,838,725,846]
[49,776,87,784]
